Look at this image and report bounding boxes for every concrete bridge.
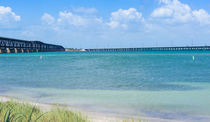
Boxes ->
[85,46,210,52]
[0,37,65,53]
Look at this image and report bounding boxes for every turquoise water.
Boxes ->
[0,51,210,121]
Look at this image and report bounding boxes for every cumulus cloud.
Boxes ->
[41,13,55,25]
[40,8,145,31]
[151,0,192,23]
[151,0,210,25]
[0,6,20,26]
[159,0,171,4]
[107,8,144,29]
[57,11,103,28]
[192,9,210,25]
[41,11,103,30]
[57,11,88,27]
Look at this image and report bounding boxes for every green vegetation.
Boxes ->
[0,101,144,122]
[0,101,88,122]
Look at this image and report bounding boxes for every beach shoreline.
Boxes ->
[0,95,182,122]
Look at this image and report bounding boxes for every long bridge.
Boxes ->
[85,46,210,52]
[0,37,65,53]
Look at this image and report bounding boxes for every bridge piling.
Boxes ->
[6,48,11,53]
[14,48,18,53]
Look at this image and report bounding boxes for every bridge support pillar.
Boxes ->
[14,48,18,53]
[7,48,11,53]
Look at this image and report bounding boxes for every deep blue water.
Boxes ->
[0,51,210,121]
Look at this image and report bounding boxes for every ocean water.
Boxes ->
[0,51,210,121]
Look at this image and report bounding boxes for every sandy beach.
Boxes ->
[0,95,182,122]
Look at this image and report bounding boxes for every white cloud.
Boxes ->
[159,0,170,4]
[72,7,98,14]
[151,0,192,23]
[57,11,88,27]
[192,9,210,25]
[151,0,210,25]
[41,11,103,30]
[152,7,173,17]
[110,8,143,22]
[57,11,103,28]
[107,21,119,29]
[107,8,144,29]
[0,6,20,25]
[41,13,55,25]
[40,8,145,31]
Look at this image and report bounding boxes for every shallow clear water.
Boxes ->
[0,51,210,121]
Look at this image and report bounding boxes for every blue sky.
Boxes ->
[0,0,210,48]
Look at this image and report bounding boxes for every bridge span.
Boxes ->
[0,37,65,53]
[85,46,210,52]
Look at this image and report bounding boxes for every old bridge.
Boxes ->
[0,37,65,53]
